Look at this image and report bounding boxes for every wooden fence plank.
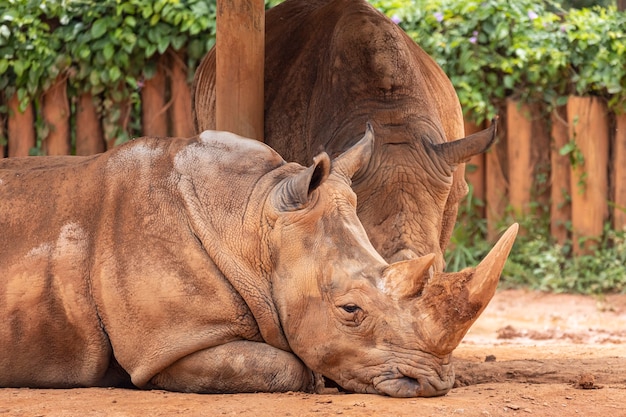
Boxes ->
[550,105,571,244]
[613,113,626,231]
[464,118,486,218]
[75,93,105,156]
[567,96,609,255]
[169,50,195,138]
[0,93,5,158]
[7,94,35,157]
[486,115,509,242]
[215,0,264,141]
[506,99,533,218]
[103,85,131,150]
[42,75,71,155]
[506,99,551,227]
[141,55,169,137]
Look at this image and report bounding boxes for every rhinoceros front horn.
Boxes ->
[432,117,498,165]
[414,223,519,354]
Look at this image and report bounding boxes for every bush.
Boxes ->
[380,0,625,122]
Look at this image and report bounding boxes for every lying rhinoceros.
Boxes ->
[0,127,517,397]
[193,0,497,271]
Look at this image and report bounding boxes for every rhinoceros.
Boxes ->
[0,127,517,397]
[193,0,497,271]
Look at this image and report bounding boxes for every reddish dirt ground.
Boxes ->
[2,289,625,416]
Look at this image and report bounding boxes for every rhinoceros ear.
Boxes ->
[332,122,374,180]
[431,117,498,165]
[274,152,331,211]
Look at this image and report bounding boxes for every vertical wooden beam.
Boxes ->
[142,54,169,137]
[506,99,551,229]
[42,75,71,155]
[0,93,5,158]
[169,50,195,138]
[613,113,626,231]
[506,99,533,218]
[7,94,35,157]
[567,96,609,255]
[216,0,264,141]
[463,117,486,218]
[550,105,571,244]
[485,115,509,242]
[75,93,105,156]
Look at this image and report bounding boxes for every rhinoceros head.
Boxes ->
[266,125,517,397]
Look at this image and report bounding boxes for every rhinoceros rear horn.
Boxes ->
[382,253,436,300]
[432,117,498,165]
[415,223,518,354]
[332,122,374,181]
[274,152,331,211]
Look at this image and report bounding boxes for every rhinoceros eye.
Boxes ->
[341,304,361,314]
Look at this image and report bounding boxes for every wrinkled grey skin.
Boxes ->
[193,0,497,272]
[0,128,518,398]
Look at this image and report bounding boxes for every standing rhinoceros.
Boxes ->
[0,127,517,397]
[193,0,497,271]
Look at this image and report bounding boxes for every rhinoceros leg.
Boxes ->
[147,340,314,393]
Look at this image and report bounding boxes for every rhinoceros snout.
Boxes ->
[373,363,454,398]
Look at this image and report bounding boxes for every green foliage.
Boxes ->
[0,0,217,147]
[502,223,626,294]
[383,0,625,122]
[565,6,626,111]
[448,193,626,294]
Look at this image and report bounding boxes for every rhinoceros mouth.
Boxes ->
[371,363,455,398]
[373,373,452,398]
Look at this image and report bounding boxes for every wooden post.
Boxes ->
[169,50,195,138]
[103,85,131,150]
[506,99,533,218]
[463,117,486,218]
[42,75,71,155]
[7,93,35,157]
[550,105,571,244]
[613,113,626,231]
[506,99,551,226]
[0,93,5,158]
[216,0,264,141]
[142,55,169,137]
[567,96,609,255]
[75,93,105,156]
[485,115,509,242]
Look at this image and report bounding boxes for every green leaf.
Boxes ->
[13,60,27,77]
[89,70,101,86]
[0,24,10,39]
[124,16,137,28]
[142,4,153,19]
[559,142,576,156]
[0,58,8,74]
[109,66,121,82]
[157,36,169,54]
[145,43,157,58]
[91,18,108,39]
[103,43,114,60]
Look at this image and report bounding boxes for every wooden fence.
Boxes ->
[1,61,624,254]
[1,50,195,159]
[467,97,626,254]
